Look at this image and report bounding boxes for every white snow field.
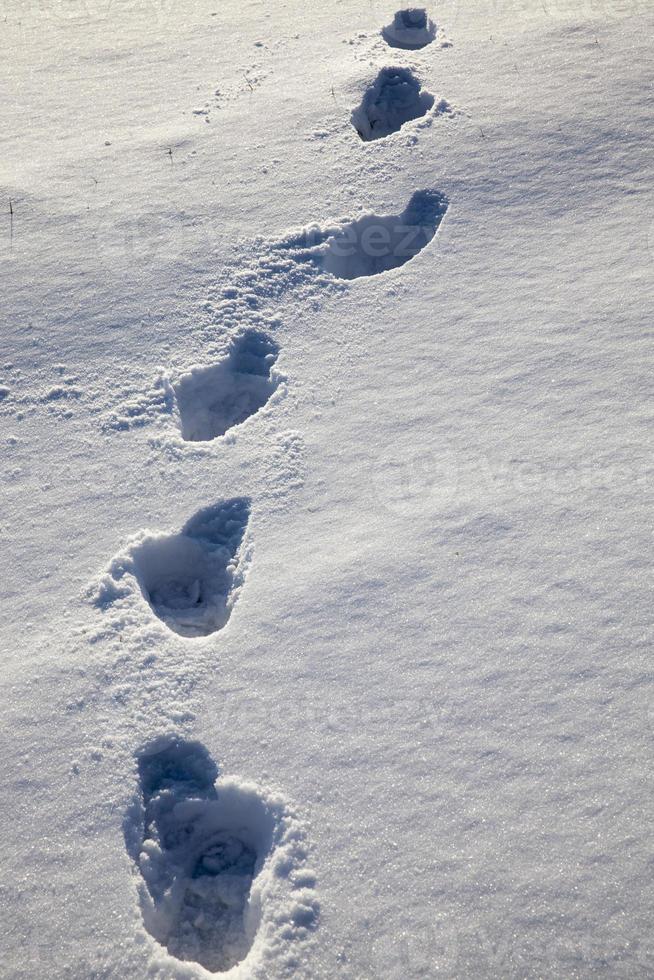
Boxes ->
[0,0,652,977]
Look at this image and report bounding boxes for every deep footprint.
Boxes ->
[283,189,448,280]
[382,7,437,49]
[352,67,434,141]
[173,329,280,442]
[130,498,250,637]
[128,736,277,973]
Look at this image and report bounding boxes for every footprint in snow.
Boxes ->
[94,498,250,637]
[127,736,283,972]
[352,66,434,141]
[281,189,448,280]
[173,329,280,442]
[382,7,437,49]
[134,499,249,637]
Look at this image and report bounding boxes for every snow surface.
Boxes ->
[0,0,653,977]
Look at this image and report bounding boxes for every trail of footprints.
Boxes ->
[95,7,449,974]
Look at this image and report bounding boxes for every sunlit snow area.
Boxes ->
[0,0,652,977]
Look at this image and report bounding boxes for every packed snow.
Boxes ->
[0,0,652,978]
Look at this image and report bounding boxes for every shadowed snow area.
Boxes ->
[283,190,448,280]
[351,67,434,141]
[382,7,437,49]
[130,498,250,637]
[173,329,280,441]
[127,735,276,973]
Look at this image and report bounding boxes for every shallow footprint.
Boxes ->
[128,735,278,973]
[352,67,434,141]
[173,329,280,442]
[382,7,437,49]
[129,498,250,637]
[282,189,448,280]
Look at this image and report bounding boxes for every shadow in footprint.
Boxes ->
[173,329,280,442]
[282,190,448,280]
[127,735,277,973]
[352,67,434,141]
[382,8,437,49]
[131,499,250,637]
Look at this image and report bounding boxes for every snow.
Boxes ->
[0,0,652,978]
